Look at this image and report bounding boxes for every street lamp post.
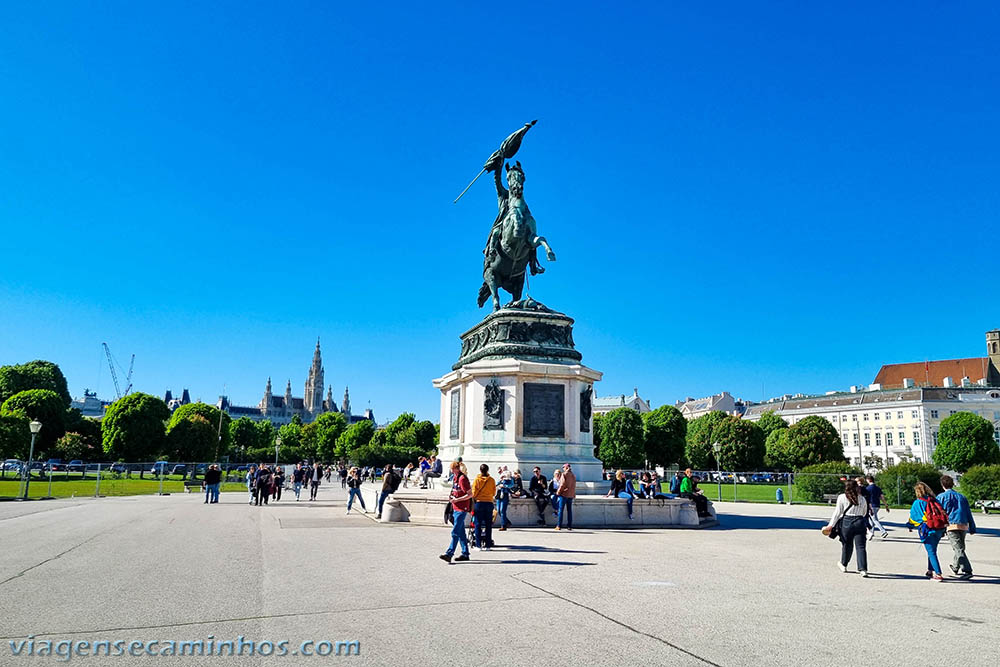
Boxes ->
[20,420,42,501]
[711,441,722,502]
[274,435,282,469]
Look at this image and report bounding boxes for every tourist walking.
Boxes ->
[555,463,576,530]
[254,465,272,506]
[309,462,323,501]
[246,465,257,505]
[607,470,635,520]
[936,476,976,580]
[421,455,443,488]
[823,478,870,576]
[908,482,949,581]
[440,461,472,563]
[864,475,889,539]
[204,464,221,504]
[272,466,284,502]
[496,467,514,530]
[346,467,367,514]
[377,464,402,520]
[292,463,305,501]
[472,464,496,549]
[339,465,348,489]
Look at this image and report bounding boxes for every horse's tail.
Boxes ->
[477,282,491,308]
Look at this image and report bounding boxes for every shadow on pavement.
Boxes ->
[499,545,605,554]
[461,559,595,566]
[710,515,827,531]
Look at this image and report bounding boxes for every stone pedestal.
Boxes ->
[433,300,605,483]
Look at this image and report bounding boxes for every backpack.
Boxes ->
[924,497,948,531]
[669,476,682,494]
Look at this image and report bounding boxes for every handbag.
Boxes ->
[825,500,856,540]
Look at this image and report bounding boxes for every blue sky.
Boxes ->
[1,2,998,422]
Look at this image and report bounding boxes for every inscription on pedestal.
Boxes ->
[523,383,564,437]
[449,390,460,439]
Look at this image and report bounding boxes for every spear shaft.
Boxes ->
[453,168,486,204]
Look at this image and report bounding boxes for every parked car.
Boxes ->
[171,464,188,476]
[3,459,22,471]
[43,459,65,472]
[67,460,85,472]
[149,462,171,475]
[110,463,128,473]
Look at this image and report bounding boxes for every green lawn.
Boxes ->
[0,478,246,499]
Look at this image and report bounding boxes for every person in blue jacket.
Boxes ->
[938,475,976,580]
[908,482,947,581]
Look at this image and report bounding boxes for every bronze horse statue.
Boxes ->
[477,160,556,310]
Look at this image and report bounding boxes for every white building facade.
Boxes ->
[744,386,1000,467]
[593,388,651,416]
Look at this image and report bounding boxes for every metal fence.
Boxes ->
[681,470,911,507]
[0,461,258,500]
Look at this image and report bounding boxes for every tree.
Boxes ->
[166,414,218,461]
[277,422,303,458]
[863,454,885,473]
[756,411,789,440]
[0,360,71,407]
[685,411,729,469]
[713,416,765,471]
[336,419,375,461]
[0,389,67,454]
[764,428,791,470]
[72,417,102,454]
[102,392,170,462]
[875,462,943,506]
[55,432,95,461]
[592,413,605,459]
[229,417,260,458]
[958,464,1000,505]
[795,461,863,502]
[167,403,231,457]
[642,405,686,468]
[934,411,1000,472]
[255,420,274,450]
[783,416,846,470]
[0,414,30,460]
[597,408,645,469]
[313,412,348,461]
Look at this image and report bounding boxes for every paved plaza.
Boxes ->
[1,485,998,666]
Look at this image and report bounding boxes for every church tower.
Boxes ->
[987,329,1000,384]
[304,338,325,415]
[260,377,273,414]
[342,386,351,420]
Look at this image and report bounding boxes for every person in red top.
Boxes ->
[440,461,472,563]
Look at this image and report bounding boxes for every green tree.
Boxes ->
[783,416,846,470]
[764,427,791,470]
[795,461,863,502]
[0,360,71,407]
[255,420,274,450]
[102,393,170,461]
[958,464,1000,505]
[642,405,687,467]
[756,411,789,440]
[875,462,943,506]
[934,411,1000,472]
[863,454,885,472]
[277,422,303,457]
[72,417,102,454]
[712,416,765,471]
[54,432,97,461]
[313,412,348,461]
[592,413,604,458]
[166,414,218,461]
[685,411,729,469]
[597,407,645,469]
[229,417,260,458]
[336,419,375,461]
[0,389,67,454]
[167,403,231,457]
[0,414,31,460]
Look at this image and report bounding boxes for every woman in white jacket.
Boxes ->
[823,479,870,577]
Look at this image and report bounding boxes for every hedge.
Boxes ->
[795,461,862,502]
[874,462,942,507]
[958,465,1000,505]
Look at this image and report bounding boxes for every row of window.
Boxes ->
[829,410,920,423]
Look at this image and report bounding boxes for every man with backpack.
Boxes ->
[938,475,976,580]
[908,481,949,581]
[670,471,684,495]
[376,465,402,520]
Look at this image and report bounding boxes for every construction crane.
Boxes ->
[102,343,135,400]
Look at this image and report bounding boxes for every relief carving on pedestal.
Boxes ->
[483,379,504,430]
[580,385,592,433]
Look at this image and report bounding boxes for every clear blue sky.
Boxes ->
[2,3,998,422]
